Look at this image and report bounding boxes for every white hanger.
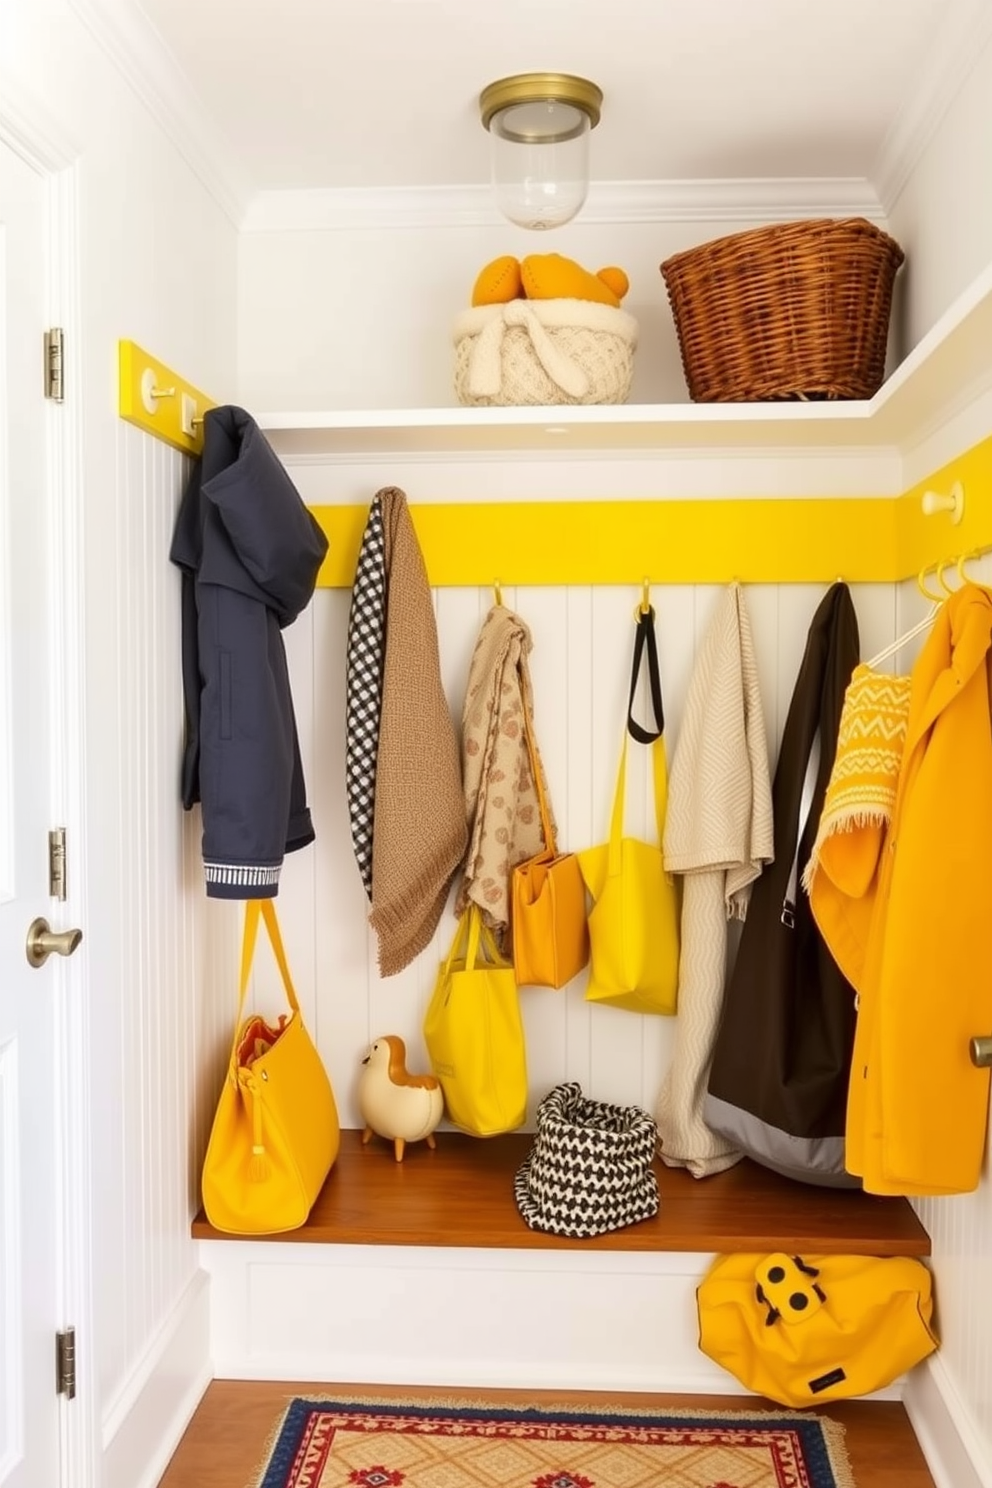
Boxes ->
[866,563,944,670]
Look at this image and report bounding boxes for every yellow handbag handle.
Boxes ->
[607,604,670,876]
[520,691,557,854]
[235,899,302,1034]
[443,903,510,975]
[607,733,669,876]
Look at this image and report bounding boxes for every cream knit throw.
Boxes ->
[655,583,774,1178]
[456,605,547,941]
[368,488,467,976]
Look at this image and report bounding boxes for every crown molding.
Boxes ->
[67,0,253,226]
[0,68,80,173]
[872,0,992,214]
[241,176,886,234]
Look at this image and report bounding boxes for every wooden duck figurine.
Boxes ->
[358,1035,444,1162]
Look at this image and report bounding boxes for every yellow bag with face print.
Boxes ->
[697,1251,938,1407]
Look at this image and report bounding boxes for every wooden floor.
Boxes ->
[158,1379,937,1487]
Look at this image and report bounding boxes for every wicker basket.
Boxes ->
[660,217,905,402]
[453,298,638,407]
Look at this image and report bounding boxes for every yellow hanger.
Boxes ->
[917,564,944,604]
[638,577,651,617]
[936,556,957,595]
[957,549,984,585]
[493,579,503,607]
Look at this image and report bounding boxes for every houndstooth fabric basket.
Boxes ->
[453,299,638,407]
[514,1082,659,1238]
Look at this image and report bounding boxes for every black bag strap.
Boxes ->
[627,606,665,743]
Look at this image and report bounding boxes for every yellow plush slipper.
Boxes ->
[471,255,524,307]
[521,253,630,308]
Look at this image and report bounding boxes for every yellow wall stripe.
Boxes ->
[312,498,902,588]
[312,433,992,588]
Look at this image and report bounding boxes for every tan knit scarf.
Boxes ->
[368,489,467,976]
[456,604,547,941]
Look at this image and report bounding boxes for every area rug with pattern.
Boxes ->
[254,1396,855,1487]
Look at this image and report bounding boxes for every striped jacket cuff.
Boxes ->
[204,861,282,899]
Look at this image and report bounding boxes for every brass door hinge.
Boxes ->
[49,827,67,901]
[56,1327,76,1399]
[44,328,64,402]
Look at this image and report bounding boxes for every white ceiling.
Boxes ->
[133,0,980,198]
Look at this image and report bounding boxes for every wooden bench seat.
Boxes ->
[192,1127,930,1256]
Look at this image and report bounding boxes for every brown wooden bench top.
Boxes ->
[192,1127,931,1256]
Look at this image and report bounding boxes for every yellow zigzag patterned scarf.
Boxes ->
[803,662,911,891]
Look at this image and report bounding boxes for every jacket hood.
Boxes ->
[171,405,328,626]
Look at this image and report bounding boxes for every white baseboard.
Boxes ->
[904,1354,992,1488]
[200,1240,902,1399]
[101,1268,212,1488]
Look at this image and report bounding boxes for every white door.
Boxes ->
[0,137,72,1488]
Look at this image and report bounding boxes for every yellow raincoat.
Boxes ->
[845,582,992,1195]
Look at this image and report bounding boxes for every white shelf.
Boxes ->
[260,260,992,460]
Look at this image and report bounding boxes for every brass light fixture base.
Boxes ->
[479,73,603,132]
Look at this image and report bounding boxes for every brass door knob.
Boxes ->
[970,1037,992,1069]
[25,917,83,969]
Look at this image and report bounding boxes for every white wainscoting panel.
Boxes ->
[258,564,899,1133]
[203,1241,749,1392]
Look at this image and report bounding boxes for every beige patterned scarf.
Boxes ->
[456,605,547,941]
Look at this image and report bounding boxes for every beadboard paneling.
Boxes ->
[260,573,899,1131]
[91,424,237,1421]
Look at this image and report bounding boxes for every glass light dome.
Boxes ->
[480,74,603,231]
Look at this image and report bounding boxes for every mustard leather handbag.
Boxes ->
[423,904,528,1136]
[577,606,680,1015]
[202,899,340,1235]
[697,1251,938,1407]
[511,703,589,990]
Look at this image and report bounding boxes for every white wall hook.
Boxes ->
[140,367,176,414]
[921,479,964,524]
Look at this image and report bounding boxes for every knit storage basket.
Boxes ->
[514,1082,659,1238]
[660,217,905,402]
[453,299,638,407]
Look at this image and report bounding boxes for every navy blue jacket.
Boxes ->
[170,406,328,898]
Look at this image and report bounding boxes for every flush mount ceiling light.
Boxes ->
[479,72,603,231]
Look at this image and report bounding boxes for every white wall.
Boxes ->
[888,22,992,354]
[4,3,238,1482]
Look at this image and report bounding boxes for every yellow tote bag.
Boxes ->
[423,905,528,1136]
[697,1251,938,1407]
[577,606,680,1015]
[202,900,340,1235]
